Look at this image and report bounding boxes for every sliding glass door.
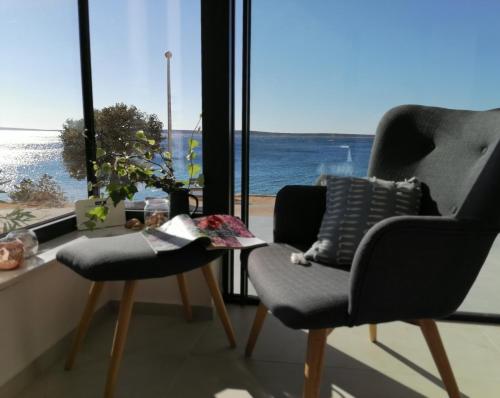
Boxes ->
[237,0,500,318]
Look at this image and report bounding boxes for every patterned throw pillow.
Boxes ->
[305,176,422,267]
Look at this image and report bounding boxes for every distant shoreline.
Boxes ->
[169,129,374,138]
[0,127,373,139]
[0,127,62,132]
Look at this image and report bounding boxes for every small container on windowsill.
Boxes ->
[144,198,170,228]
[0,240,24,270]
[6,229,39,258]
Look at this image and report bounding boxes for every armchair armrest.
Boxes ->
[273,185,326,249]
[348,215,497,325]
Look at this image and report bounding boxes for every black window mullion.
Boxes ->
[77,0,97,197]
[239,0,252,302]
[201,0,236,295]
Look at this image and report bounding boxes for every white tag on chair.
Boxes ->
[291,252,310,266]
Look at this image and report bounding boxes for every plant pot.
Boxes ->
[169,189,199,218]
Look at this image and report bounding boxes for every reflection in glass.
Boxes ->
[0,1,86,231]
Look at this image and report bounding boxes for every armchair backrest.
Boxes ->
[368,105,500,228]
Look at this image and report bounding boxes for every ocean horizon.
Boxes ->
[0,129,374,201]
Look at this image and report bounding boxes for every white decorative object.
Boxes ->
[75,198,126,230]
[6,229,39,258]
[290,252,309,266]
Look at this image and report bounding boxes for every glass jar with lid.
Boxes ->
[144,198,170,228]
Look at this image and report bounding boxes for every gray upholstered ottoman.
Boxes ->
[57,232,235,398]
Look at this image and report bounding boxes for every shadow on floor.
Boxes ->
[16,308,470,398]
[238,336,450,398]
[374,340,468,397]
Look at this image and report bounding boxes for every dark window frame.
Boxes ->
[201,0,236,297]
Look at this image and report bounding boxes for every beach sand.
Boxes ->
[234,194,275,217]
[0,195,277,232]
[0,202,74,231]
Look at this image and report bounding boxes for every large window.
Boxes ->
[87,0,203,203]
[237,0,500,314]
[0,1,86,233]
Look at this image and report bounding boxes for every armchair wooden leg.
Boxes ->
[176,273,193,321]
[418,319,460,398]
[245,302,268,357]
[201,263,237,348]
[104,281,137,398]
[369,324,377,342]
[65,281,105,370]
[304,329,329,398]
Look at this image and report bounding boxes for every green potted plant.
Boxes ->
[86,120,202,229]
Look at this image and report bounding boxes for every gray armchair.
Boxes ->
[244,105,500,398]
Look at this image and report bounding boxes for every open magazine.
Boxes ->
[142,214,267,253]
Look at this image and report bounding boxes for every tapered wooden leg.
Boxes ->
[176,273,193,321]
[104,281,137,398]
[201,263,237,348]
[418,319,460,398]
[245,302,268,357]
[369,324,377,342]
[65,281,105,370]
[304,329,329,398]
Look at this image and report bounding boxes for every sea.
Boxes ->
[0,130,374,201]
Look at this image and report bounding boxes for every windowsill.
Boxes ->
[0,226,135,292]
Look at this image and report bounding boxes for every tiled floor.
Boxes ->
[15,305,500,397]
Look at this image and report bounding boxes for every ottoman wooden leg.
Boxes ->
[65,281,105,370]
[201,263,237,348]
[369,324,377,342]
[245,302,268,357]
[105,280,137,398]
[176,273,193,321]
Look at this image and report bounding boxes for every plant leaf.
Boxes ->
[188,138,199,148]
[136,130,146,140]
[96,147,106,158]
[188,164,202,177]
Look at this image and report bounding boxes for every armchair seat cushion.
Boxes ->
[248,243,350,329]
[56,232,221,281]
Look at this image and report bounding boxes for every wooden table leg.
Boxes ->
[176,273,193,321]
[65,281,105,370]
[104,281,137,398]
[245,302,268,357]
[201,263,237,348]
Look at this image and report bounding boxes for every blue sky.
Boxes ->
[1,0,500,134]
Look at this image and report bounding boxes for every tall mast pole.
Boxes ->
[164,51,173,154]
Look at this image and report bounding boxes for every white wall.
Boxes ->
[0,261,109,387]
[0,258,219,389]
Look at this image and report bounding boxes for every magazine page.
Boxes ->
[142,214,266,253]
[157,214,205,241]
[142,214,208,253]
[142,228,197,253]
[192,215,266,250]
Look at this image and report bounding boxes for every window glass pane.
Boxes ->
[0,0,86,233]
[88,0,202,210]
[246,0,500,310]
